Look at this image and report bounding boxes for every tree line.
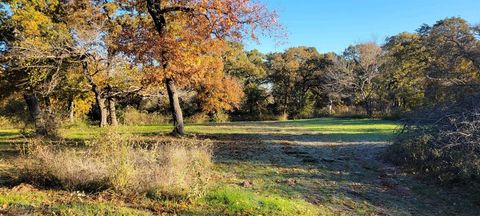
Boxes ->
[1,1,479,137]
[229,17,479,121]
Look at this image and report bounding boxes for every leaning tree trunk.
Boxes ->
[24,90,47,136]
[108,97,118,126]
[146,2,185,135]
[82,62,108,127]
[165,78,185,136]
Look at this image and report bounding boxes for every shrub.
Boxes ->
[331,105,370,118]
[16,130,213,200]
[120,107,168,125]
[386,95,480,184]
[211,112,229,123]
[296,93,315,119]
[314,108,332,118]
[186,112,231,123]
[186,113,209,124]
[276,113,289,121]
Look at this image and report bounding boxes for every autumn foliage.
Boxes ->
[0,0,281,135]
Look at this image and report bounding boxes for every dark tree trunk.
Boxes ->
[364,100,373,117]
[472,55,480,71]
[165,78,184,136]
[82,62,108,127]
[24,90,47,136]
[108,97,118,126]
[146,2,189,135]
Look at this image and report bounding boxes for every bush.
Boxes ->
[16,130,213,200]
[386,95,480,184]
[120,107,168,125]
[314,108,332,118]
[276,113,289,121]
[186,112,231,123]
[211,112,229,123]
[186,113,209,124]
[317,105,368,119]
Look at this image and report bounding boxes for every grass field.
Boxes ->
[0,118,478,215]
[57,118,398,141]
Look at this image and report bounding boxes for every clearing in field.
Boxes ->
[0,118,477,215]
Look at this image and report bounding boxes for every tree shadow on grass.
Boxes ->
[203,132,394,144]
[0,131,23,145]
[203,132,479,215]
[211,118,396,127]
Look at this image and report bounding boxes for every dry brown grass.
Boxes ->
[15,130,213,200]
[121,107,168,125]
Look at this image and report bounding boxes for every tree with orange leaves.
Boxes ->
[115,0,281,135]
[193,60,245,116]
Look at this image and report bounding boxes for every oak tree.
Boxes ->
[343,42,382,116]
[115,0,280,135]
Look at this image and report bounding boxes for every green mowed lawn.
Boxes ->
[1,118,475,215]
[0,129,21,145]
[56,118,399,142]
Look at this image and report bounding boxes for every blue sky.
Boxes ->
[246,0,480,54]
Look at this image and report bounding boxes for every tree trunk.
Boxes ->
[97,96,108,127]
[146,2,185,135]
[283,89,289,117]
[24,91,47,136]
[472,55,480,71]
[82,62,108,127]
[165,78,184,136]
[108,97,118,126]
[365,100,373,117]
[69,99,75,123]
[328,98,333,114]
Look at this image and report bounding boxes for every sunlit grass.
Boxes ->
[0,129,22,145]
[0,118,401,214]
[201,185,326,216]
[58,118,399,142]
[0,189,151,215]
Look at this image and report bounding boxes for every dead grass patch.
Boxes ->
[14,130,213,200]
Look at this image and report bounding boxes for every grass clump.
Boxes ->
[16,130,213,200]
[204,185,324,216]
